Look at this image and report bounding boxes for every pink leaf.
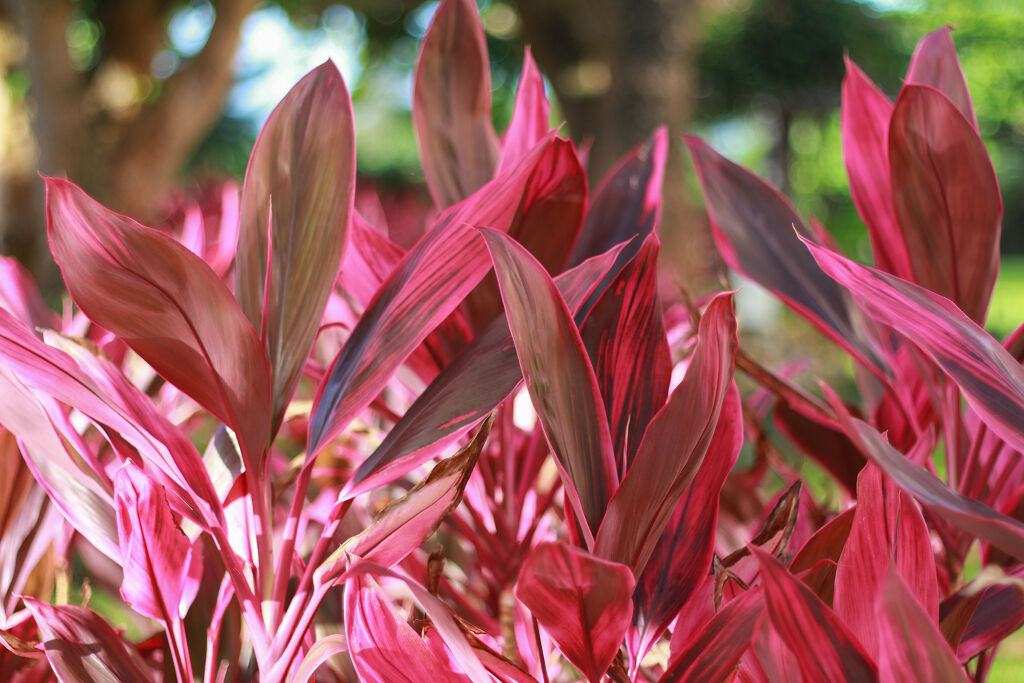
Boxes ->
[308,137,569,456]
[684,135,886,374]
[347,241,628,497]
[236,61,356,433]
[580,234,671,470]
[0,256,55,331]
[319,417,489,581]
[24,598,154,683]
[806,241,1024,457]
[413,0,499,207]
[941,567,1024,661]
[834,464,938,661]
[345,573,473,683]
[515,541,635,683]
[45,177,271,466]
[293,634,347,683]
[114,462,197,623]
[482,228,616,538]
[499,47,550,173]
[888,84,1001,324]
[752,545,878,681]
[595,293,736,576]
[570,128,667,270]
[829,394,1024,562]
[840,58,909,278]
[875,567,969,683]
[905,26,977,130]
[633,383,742,657]
[660,589,764,683]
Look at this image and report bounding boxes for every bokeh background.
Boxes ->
[2,1,1022,315]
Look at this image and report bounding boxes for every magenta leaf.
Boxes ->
[0,367,118,561]
[660,589,764,683]
[344,573,473,683]
[807,241,1024,457]
[834,464,938,661]
[293,634,347,683]
[347,241,627,497]
[24,598,154,683]
[114,462,197,623]
[684,135,886,374]
[498,47,550,173]
[319,417,489,581]
[236,61,356,433]
[308,138,568,456]
[752,545,878,681]
[482,227,615,537]
[888,84,1001,324]
[840,58,909,278]
[595,293,736,576]
[570,128,667,272]
[942,569,1024,661]
[830,397,1024,562]
[515,541,635,683]
[580,234,671,470]
[633,383,742,657]
[413,0,499,208]
[45,177,271,466]
[875,567,969,683]
[905,26,977,130]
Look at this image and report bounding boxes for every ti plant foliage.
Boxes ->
[0,1,1020,679]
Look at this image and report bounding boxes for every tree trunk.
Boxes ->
[515,0,721,290]
[0,0,255,295]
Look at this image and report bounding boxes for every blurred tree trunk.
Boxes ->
[515,0,721,290]
[0,0,255,295]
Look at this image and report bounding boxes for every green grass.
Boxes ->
[987,255,1024,338]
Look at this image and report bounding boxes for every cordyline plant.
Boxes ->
[0,0,1022,679]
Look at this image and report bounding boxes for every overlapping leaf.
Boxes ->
[347,241,626,497]
[888,84,1001,324]
[515,541,634,683]
[807,241,1024,456]
[752,546,877,681]
[498,47,550,173]
[236,61,355,432]
[482,228,616,536]
[905,26,977,130]
[46,178,271,465]
[685,135,886,375]
[595,293,736,576]
[24,598,154,683]
[308,138,566,456]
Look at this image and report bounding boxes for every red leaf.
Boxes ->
[581,234,671,471]
[660,589,764,683]
[807,241,1024,457]
[236,61,356,432]
[752,545,878,682]
[46,177,271,465]
[829,395,1024,562]
[834,465,938,661]
[905,26,977,130]
[319,418,489,581]
[413,0,499,207]
[875,567,969,683]
[633,383,742,657]
[347,241,627,497]
[515,542,634,683]
[888,84,1001,324]
[684,135,886,374]
[840,58,909,278]
[308,139,562,455]
[482,228,616,538]
[595,293,736,576]
[499,47,550,173]
[24,598,153,683]
[941,568,1024,660]
[570,128,667,270]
